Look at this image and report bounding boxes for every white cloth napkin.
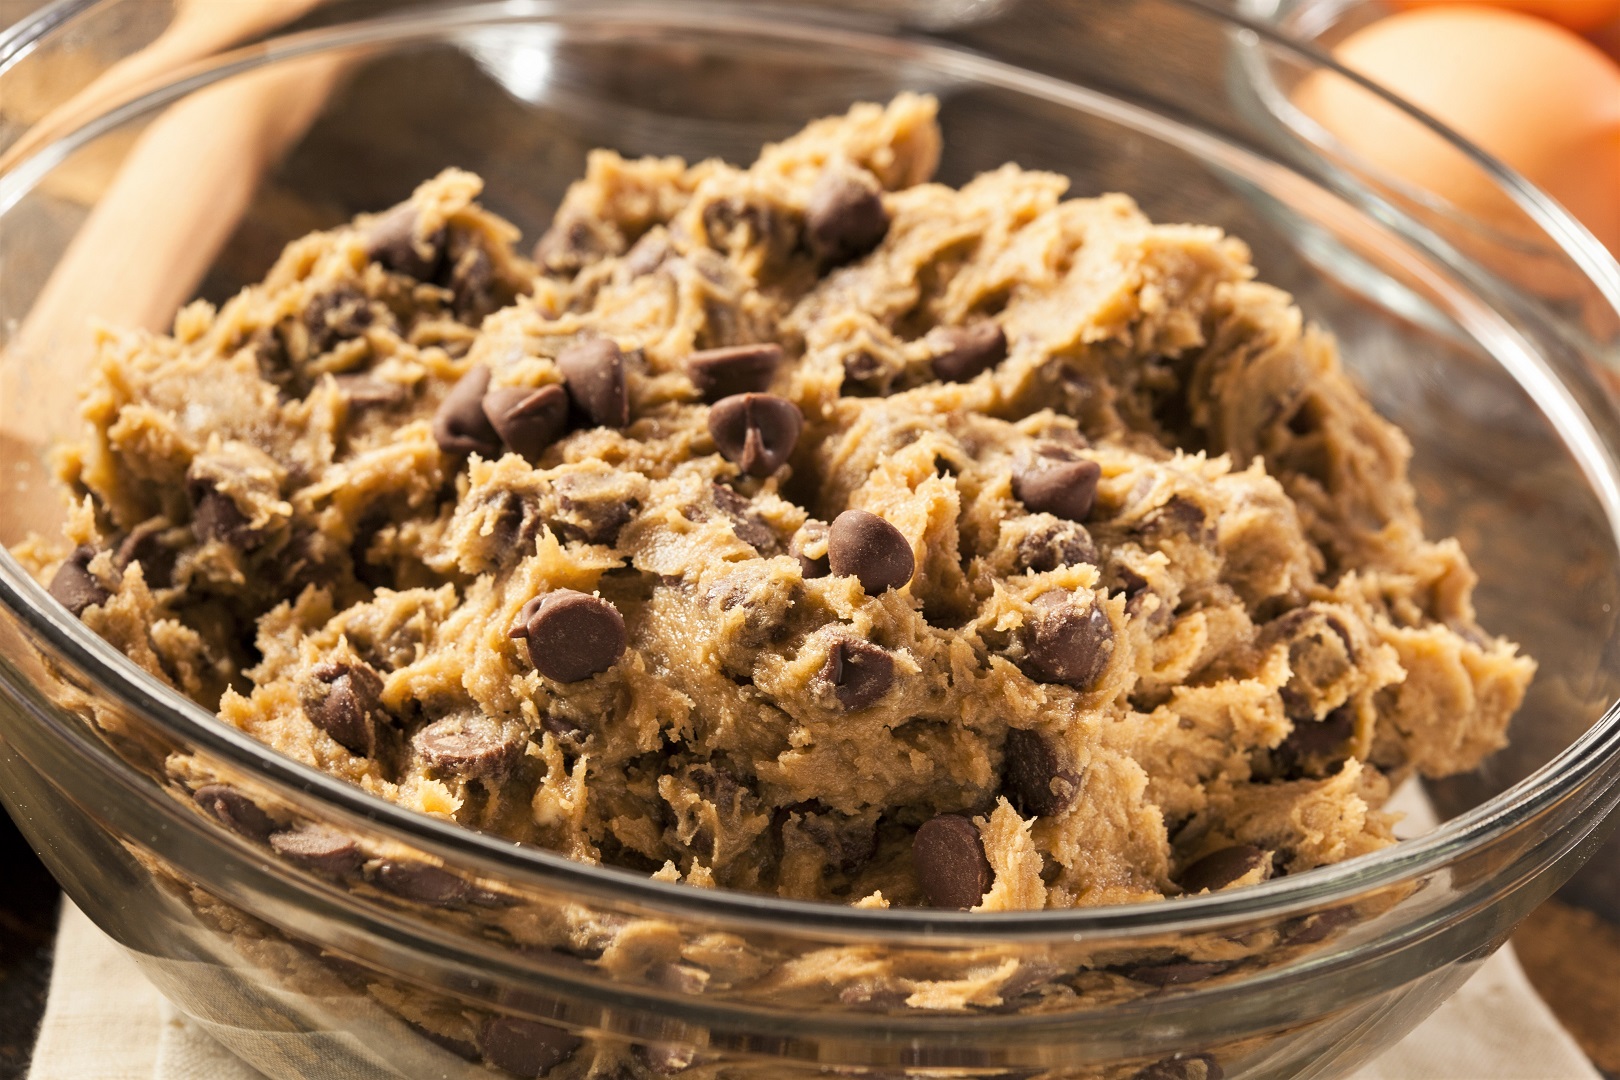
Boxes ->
[27,899,1599,1080]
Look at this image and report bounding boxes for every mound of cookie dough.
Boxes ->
[27,94,1535,910]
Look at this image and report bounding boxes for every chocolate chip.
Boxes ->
[48,546,109,616]
[433,365,502,457]
[1179,845,1268,893]
[686,343,784,401]
[302,661,390,756]
[1016,518,1097,573]
[442,230,499,322]
[1284,906,1354,945]
[1002,729,1080,817]
[188,477,259,549]
[1023,593,1114,690]
[707,393,802,477]
[114,522,177,588]
[333,373,409,413]
[791,519,831,578]
[710,483,778,553]
[194,784,276,841]
[509,590,627,683]
[827,510,914,593]
[483,384,569,464]
[373,860,471,906]
[415,715,525,777]
[270,826,363,878]
[1120,960,1230,986]
[635,1042,696,1074]
[805,168,889,266]
[411,1022,481,1062]
[480,1017,581,1078]
[931,323,1007,382]
[1132,1052,1224,1080]
[913,814,993,910]
[364,202,443,279]
[817,637,895,710]
[303,287,374,355]
[1276,705,1354,777]
[556,338,629,429]
[1013,451,1101,522]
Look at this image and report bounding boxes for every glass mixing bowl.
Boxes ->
[2,1,1619,1077]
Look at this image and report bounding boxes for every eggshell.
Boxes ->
[1393,0,1620,34]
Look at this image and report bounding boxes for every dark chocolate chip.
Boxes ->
[635,1042,696,1074]
[556,338,629,429]
[707,393,803,477]
[269,825,363,878]
[480,1017,581,1078]
[686,343,784,402]
[48,545,109,616]
[433,365,502,457]
[194,784,276,842]
[364,202,443,279]
[805,168,889,266]
[827,509,914,594]
[1002,728,1080,817]
[415,715,525,777]
[817,637,895,710]
[913,814,993,910]
[1016,518,1097,574]
[623,230,672,276]
[188,478,259,549]
[1132,1052,1224,1080]
[333,373,409,413]
[373,860,471,906]
[1145,495,1207,537]
[931,322,1007,382]
[1120,960,1230,987]
[483,384,569,464]
[114,522,177,588]
[303,287,374,355]
[509,590,627,683]
[1276,705,1355,776]
[302,661,390,756]
[1013,453,1101,522]
[791,519,831,579]
[442,230,498,322]
[1024,594,1114,690]
[1285,906,1354,945]
[710,483,778,553]
[1179,845,1268,894]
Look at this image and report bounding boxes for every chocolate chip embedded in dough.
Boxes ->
[707,393,803,477]
[930,322,1007,382]
[1012,452,1101,522]
[482,384,569,464]
[373,859,471,906]
[805,168,889,266]
[1023,593,1114,691]
[1132,1052,1225,1080]
[913,814,993,910]
[193,784,276,842]
[686,343,784,402]
[187,472,263,549]
[1016,518,1098,574]
[1178,845,1268,894]
[816,637,895,710]
[333,372,409,414]
[432,364,502,458]
[1120,960,1230,987]
[415,715,525,778]
[114,522,177,588]
[480,1017,582,1078]
[1275,705,1354,777]
[791,519,831,579]
[509,590,627,683]
[364,202,444,279]
[1002,728,1080,817]
[556,338,629,429]
[827,510,914,594]
[48,545,109,616]
[269,825,364,878]
[302,661,390,756]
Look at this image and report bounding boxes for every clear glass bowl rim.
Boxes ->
[2,0,1619,941]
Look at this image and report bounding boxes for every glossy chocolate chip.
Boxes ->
[1179,845,1268,894]
[914,814,993,910]
[1017,518,1097,574]
[1002,728,1080,817]
[415,715,525,777]
[686,343,783,402]
[509,590,627,683]
[48,546,109,616]
[373,860,471,906]
[556,338,629,429]
[270,825,363,878]
[483,384,569,464]
[1120,960,1230,987]
[1132,1052,1224,1080]
[827,509,914,594]
[1024,594,1114,690]
[707,393,803,477]
[480,1017,582,1078]
[188,477,259,549]
[1013,452,1101,522]
[433,365,502,457]
[931,322,1007,382]
[364,202,443,279]
[791,519,831,579]
[805,168,889,266]
[194,785,276,842]
[115,522,177,588]
[817,637,895,710]
[302,661,389,756]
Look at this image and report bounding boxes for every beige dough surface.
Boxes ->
[23,95,1535,912]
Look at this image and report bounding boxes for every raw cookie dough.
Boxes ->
[26,94,1535,912]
